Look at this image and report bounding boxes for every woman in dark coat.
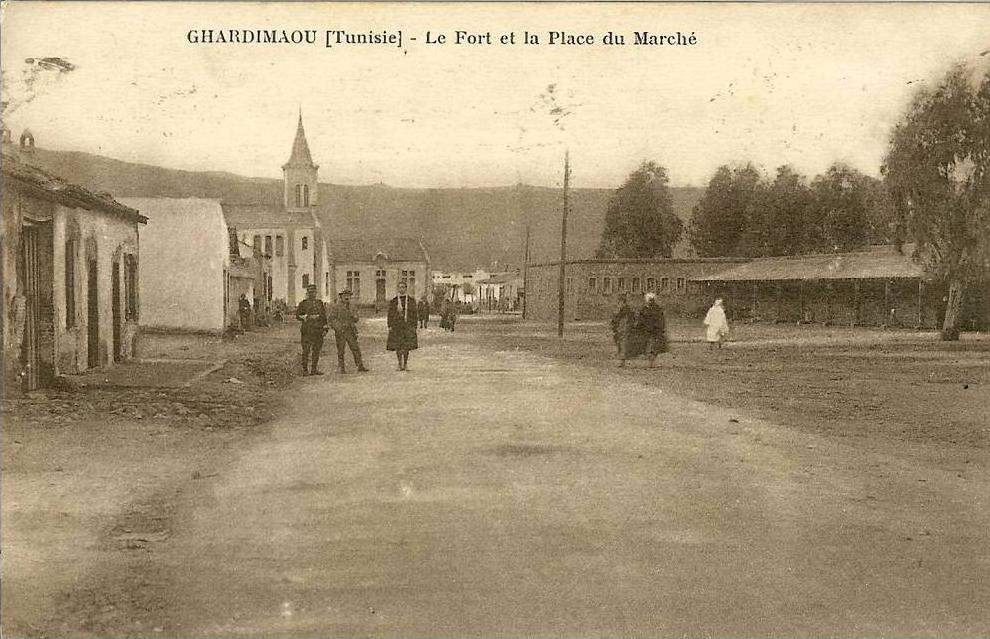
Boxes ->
[620,293,668,367]
[387,281,419,371]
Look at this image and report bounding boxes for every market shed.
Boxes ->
[692,245,935,327]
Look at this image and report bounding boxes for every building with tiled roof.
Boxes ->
[2,138,147,392]
[329,236,431,309]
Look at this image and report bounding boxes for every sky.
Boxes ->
[2,2,989,189]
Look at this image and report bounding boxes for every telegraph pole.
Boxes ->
[523,220,531,319]
[557,149,570,338]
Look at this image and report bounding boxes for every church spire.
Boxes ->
[282,109,319,211]
[283,108,316,169]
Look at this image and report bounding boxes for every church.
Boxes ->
[224,113,332,309]
[224,113,430,311]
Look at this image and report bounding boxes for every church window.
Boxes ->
[265,235,273,256]
[303,184,310,207]
[276,235,284,257]
[302,273,309,289]
[253,235,261,254]
[295,184,303,208]
[301,236,308,250]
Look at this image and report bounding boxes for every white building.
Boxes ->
[119,197,253,332]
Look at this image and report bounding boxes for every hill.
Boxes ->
[23,148,702,270]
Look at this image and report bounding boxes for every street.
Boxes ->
[4,318,989,637]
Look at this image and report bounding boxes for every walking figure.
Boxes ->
[610,293,633,356]
[328,289,368,373]
[418,295,431,329]
[238,294,252,330]
[387,281,419,371]
[295,284,328,375]
[620,293,668,368]
[703,298,730,350]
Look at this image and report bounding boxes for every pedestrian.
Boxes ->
[295,284,328,375]
[418,295,431,329]
[238,293,252,330]
[440,296,457,332]
[328,289,368,373]
[621,293,667,368]
[609,293,633,356]
[387,281,419,371]
[703,298,730,350]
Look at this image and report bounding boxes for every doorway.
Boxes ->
[20,221,54,390]
[376,269,387,306]
[111,259,121,361]
[87,258,99,367]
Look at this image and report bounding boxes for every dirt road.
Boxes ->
[6,319,989,636]
[127,320,990,637]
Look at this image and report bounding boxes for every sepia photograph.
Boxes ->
[1,1,989,636]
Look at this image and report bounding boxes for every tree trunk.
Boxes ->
[940,279,965,341]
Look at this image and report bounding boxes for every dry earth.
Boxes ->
[2,317,989,637]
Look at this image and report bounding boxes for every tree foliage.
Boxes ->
[688,164,759,257]
[690,162,894,257]
[596,161,683,259]
[882,62,990,339]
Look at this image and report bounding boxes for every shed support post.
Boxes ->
[775,283,782,323]
[752,282,758,322]
[883,279,891,328]
[799,280,806,324]
[854,280,861,327]
[917,279,923,329]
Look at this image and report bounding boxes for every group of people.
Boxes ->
[295,281,424,375]
[610,294,731,366]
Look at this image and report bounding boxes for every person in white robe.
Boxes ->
[703,298,730,349]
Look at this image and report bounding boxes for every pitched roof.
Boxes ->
[282,112,316,169]
[2,150,146,223]
[329,237,430,264]
[119,197,223,222]
[693,245,925,282]
[220,203,315,230]
[478,271,522,284]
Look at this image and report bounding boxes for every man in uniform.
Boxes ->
[328,289,368,373]
[295,284,328,375]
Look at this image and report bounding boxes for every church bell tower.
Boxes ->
[282,110,319,213]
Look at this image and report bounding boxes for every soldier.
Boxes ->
[295,284,328,375]
[328,289,368,373]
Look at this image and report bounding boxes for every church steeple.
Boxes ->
[282,109,319,212]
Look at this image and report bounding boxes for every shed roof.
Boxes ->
[693,245,924,282]
[329,237,430,265]
[3,151,146,223]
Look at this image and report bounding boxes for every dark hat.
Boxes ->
[339,289,352,297]
[306,284,318,291]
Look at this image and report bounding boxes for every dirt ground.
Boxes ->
[2,317,989,637]
[469,315,990,449]
[1,326,302,637]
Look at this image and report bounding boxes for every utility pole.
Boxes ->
[557,149,570,338]
[517,180,531,320]
[523,220,531,319]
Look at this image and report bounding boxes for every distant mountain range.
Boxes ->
[24,147,703,270]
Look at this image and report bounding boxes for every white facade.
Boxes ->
[431,268,490,303]
[121,197,231,332]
